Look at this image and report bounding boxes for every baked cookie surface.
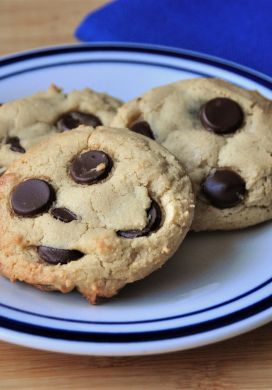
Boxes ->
[112,78,272,231]
[0,85,122,174]
[0,126,194,303]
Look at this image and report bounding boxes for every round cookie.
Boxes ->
[112,78,272,231]
[0,84,122,174]
[0,126,194,303]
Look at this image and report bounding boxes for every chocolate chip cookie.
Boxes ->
[0,126,194,303]
[0,84,122,174]
[112,78,272,231]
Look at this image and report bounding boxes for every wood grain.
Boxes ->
[0,1,271,389]
[1,323,272,390]
[0,0,108,56]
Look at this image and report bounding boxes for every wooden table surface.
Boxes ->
[0,1,271,389]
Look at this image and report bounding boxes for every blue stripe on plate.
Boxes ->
[0,43,271,86]
[1,277,271,325]
[0,295,271,342]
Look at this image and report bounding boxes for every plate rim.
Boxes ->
[0,41,271,84]
[1,277,271,325]
[0,42,271,355]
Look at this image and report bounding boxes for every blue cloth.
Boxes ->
[75,0,272,77]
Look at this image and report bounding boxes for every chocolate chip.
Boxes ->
[56,111,102,132]
[117,200,162,238]
[6,136,25,153]
[129,121,155,139]
[202,169,246,208]
[37,246,84,264]
[70,150,112,185]
[200,98,244,134]
[51,207,77,223]
[11,179,55,217]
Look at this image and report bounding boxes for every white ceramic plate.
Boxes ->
[0,43,271,356]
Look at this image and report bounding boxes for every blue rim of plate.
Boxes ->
[0,43,271,343]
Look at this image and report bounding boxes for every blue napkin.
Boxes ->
[75,0,272,77]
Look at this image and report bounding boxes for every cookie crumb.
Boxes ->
[161,246,170,254]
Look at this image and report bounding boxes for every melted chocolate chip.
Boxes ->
[200,98,244,134]
[56,111,102,132]
[129,121,155,139]
[11,179,55,217]
[70,150,112,185]
[117,200,162,238]
[202,169,246,208]
[51,207,77,223]
[37,246,84,264]
[6,136,25,153]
